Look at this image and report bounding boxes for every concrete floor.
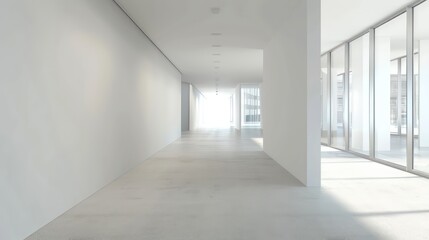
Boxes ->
[28,128,429,240]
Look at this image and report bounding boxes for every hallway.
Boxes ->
[28,129,429,240]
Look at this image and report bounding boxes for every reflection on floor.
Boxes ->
[28,129,429,240]
[375,134,407,166]
[412,138,429,173]
[375,135,429,173]
[322,146,429,239]
[331,133,429,173]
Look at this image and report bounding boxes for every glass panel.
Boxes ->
[241,84,261,127]
[331,46,346,149]
[349,33,370,155]
[374,13,407,166]
[390,59,399,135]
[414,1,429,173]
[400,57,407,134]
[321,54,329,144]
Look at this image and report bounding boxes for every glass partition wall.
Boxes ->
[414,0,429,173]
[241,85,261,127]
[349,34,370,155]
[331,46,346,149]
[320,0,429,177]
[321,55,330,144]
[375,13,408,166]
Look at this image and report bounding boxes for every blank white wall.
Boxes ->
[0,1,181,239]
[262,0,321,186]
[189,85,205,130]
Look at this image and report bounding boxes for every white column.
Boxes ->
[261,0,321,186]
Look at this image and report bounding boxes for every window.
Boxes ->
[374,13,407,166]
[321,54,330,144]
[241,85,261,127]
[349,34,370,155]
[413,1,429,173]
[331,46,346,149]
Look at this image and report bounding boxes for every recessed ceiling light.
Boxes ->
[212,53,221,56]
[211,33,222,36]
[211,7,220,14]
[212,44,222,47]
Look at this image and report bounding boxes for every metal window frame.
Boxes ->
[327,52,332,146]
[406,6,415,171]
[344,43,350,151]
[320,0,429,179]
[369,28,376,159]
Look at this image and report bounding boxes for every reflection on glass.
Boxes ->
[349,34,370,155]
[375,13,407,166]
[321,55,330,144]
[331,46,346,149]
[414,1,429,173]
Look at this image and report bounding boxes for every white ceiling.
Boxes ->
[321,0,415,53]
[115,0,300,94]
[115,0,417,94]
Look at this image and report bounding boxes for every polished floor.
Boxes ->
[28,129,429,240]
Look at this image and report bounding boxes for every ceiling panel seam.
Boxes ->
[112,0,183,75]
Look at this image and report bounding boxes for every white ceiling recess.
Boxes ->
[114,0,301,95]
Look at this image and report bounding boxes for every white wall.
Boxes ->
[0,1,181,239]
[181,82,190,131]
[189,84,205,130]
[261,0,321,186]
